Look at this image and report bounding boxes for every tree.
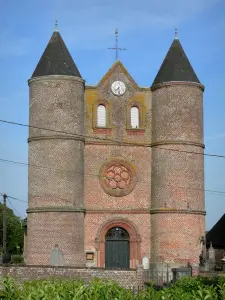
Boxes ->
[0,203,24,254]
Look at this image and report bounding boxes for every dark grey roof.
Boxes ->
[206,214,225,248]
[32,31,81,78]
[152,38,200,86]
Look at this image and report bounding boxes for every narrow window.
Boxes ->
[97,104,106,127]
[131,106,139,128]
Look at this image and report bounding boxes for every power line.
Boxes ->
[7,195,28,204]
[0,157,98,178]
[0,156,216,194]
[0,121,225,205]
[1,154,225,200]
[7,197,22,217]
[1,118,225,159]
[0,192,27,204]
[1,182,225,212]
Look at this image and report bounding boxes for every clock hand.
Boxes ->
[115,86,121,95]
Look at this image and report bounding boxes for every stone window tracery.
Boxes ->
[99,159,136,197]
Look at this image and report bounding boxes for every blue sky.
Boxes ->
[0,0,224,230]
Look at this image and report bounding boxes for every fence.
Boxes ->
[199,260,225,272]
[143,267,192,288]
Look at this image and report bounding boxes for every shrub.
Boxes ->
[11,254,24,264]
[171,275,203,293]
[0,275,225,299]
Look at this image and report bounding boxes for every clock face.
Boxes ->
[111,81,126,96]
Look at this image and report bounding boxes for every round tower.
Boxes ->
[151,34,205,268]
[26,28,85,266]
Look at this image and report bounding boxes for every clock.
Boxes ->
[111,81,126,96]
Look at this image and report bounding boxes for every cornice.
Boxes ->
[150,208,206,215]
[27,207,86,213]
[151,140,205,148]
[151,81,205,92]
[28,135,85,143]
[85,140,204,148]
[85,208,149,214]
[28,75,84,86]
[84,140,150,147]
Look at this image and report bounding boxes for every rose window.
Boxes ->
[105,165,131,189]
[99,159,136,197]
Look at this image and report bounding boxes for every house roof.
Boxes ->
[206,214,225,248]
[32,30,81,78]
[152,37,200,86]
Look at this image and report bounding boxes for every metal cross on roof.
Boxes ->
[108,29,126,61]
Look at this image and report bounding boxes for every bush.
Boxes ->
[0,275,225,299]
[171,275,204,293]
[11,254,24,264]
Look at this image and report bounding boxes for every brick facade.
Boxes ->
[27,76,85,266]
[83,62,152,268]
[151,83,205,267]
[26,43,205,269]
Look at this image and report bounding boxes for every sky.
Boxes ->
[0,0,224,231]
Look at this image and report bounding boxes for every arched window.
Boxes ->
[97,104,106,127]
[130,106,139,128]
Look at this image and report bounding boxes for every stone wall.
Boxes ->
[0,265,143,290]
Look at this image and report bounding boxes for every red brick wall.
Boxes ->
[151,82,205,266]
[84,144,151,267]
[27,76,85,266]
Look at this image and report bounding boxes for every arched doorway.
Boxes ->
[95,219,141,268]
[105,227,129,268]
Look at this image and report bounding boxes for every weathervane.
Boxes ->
[55,20,58,32]
[108,29,126,61]
[175,28,178,39]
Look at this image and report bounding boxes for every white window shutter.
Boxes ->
[97,105,106,127]
[131,107,139,128]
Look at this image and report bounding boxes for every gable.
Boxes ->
[97,60,140,90]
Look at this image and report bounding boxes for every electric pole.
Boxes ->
[2,193,7,263]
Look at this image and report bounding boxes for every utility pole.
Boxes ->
[2,193,7,263]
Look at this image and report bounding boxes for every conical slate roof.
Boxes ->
[32,30,81,78]
[152,38,200,86]
[206,214,225,248]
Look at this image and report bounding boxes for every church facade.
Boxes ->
[25,28,205,269]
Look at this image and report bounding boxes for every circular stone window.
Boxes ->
[99,159,136,197]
